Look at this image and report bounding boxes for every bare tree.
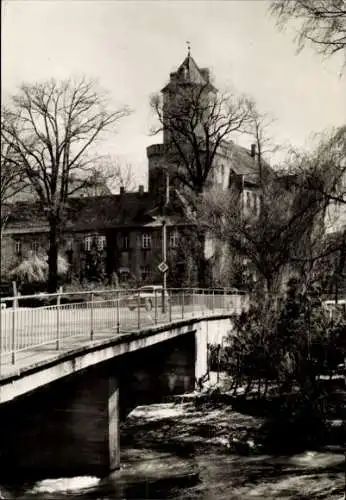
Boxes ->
[269,0,346,63]
[90,157,136,193]
[1,112,28,232]
[151,84,253,196]
[2,77,130,291]
[245,102,284,182]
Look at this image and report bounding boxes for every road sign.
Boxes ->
[158,261,169,273]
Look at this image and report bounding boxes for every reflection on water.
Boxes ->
[2,399,345,500]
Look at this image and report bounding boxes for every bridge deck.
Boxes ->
[0,306,227,379]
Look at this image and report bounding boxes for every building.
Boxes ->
[1,53,263,289]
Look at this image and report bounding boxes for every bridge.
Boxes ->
[0,288,248,481]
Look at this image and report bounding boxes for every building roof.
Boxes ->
[162,55,217,93]
[217,142,272,185]
[4,177,112,204]
[3,189,188,234]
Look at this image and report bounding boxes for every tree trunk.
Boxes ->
[47,218,59,293]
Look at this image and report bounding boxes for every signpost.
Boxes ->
[158,260,168,314]
[158,261,169,273]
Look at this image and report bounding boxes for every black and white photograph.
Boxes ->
[0,1,345,498]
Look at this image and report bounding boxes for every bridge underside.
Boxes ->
[0,332,200,481]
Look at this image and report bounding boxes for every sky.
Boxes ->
[2,0,346,189]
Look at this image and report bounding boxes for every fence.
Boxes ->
[0,288,249,368]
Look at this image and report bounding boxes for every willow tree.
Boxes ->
[2,78,130,291]
[200,127,346,299]
[270,0,346,64]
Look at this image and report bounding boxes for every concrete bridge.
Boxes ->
[0,288,248,481]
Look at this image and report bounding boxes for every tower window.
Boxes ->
[15,240,22,254]
[220,165,225,184]
[31,240,39,253]
[246,191,251,209]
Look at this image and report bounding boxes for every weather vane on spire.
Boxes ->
[186,41,191,57]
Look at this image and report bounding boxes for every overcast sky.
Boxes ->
[2,0,345,188]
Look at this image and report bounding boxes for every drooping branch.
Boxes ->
[270,0,346,64]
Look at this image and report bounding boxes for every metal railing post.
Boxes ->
[11,297,17,365]
[169,290,172,323]
[154,289,158,325]
[181,289,185,319]
[137,289,141,329]
[90,292,94,341]
[212,289,215,311]
[56,289,61,350]
[116,291,120,334]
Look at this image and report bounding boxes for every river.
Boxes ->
[1,383,345,500]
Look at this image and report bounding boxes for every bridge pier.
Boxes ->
[0,366,120,481]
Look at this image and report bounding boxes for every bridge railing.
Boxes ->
[0,288,249,368]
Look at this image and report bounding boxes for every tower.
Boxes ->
[147,50,217,202]
[161,52,217,146]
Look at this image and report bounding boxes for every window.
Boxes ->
[140,265,151,281]
[84,235,93,251]
[256,195,261,215]
[246,191,251,209]
[141,233,151,249]
[121,234,129,250]
[119,268,130,282]
[169,229,179,248]
[15,240,21,254]
[66,238,73,250]
[120,252,129,267]
[220,164,225,185]
[97,235,107,251]
[252,193,258,214]
[31,240,39,253]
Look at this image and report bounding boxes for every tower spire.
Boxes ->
[186,40,191,57]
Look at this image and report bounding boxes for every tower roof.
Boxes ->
[162,54,217,92]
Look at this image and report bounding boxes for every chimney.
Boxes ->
[250,144,256,158]
[138,185,144,195]
[120,186,125,195]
